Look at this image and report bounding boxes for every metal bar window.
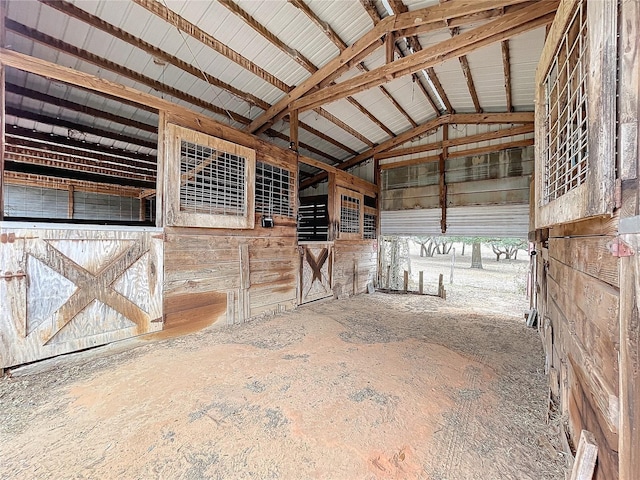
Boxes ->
[542,1,588,203]
[179,140,246,216]
[339,194,360,234]
[255,161,294,217]
[364,213,377,239]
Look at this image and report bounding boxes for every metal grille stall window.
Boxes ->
[340,194,361,234]
[167,124,255,229]
[364,213,377,239]
[542,1,588,204]
[180,142,246,216]
[256,161,294,217]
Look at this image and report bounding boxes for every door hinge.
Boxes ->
[608,238,635,257]
[1,270,27,282]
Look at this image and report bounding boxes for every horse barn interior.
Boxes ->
[0,0,637,478]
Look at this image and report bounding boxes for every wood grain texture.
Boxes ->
[569,430,598,480]
[619,233,640,480]
[0,227,163,369]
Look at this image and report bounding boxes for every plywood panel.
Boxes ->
[0,227,163,369]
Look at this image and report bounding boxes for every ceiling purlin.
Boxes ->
[290,0,414,133]
[247,0,533,134]
[448,26,483,113]
[217,0,378,147]
[501,40,514,112]
[388,0,454,114]
[290,2,557,113]
[5,106,158,150]
[6,19,254,125]
[38,0,269,110]
[299,111,534,189]
[5,83,158,133]
[35,0,358,159]
[131,0,292,93]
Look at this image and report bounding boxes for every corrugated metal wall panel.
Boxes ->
[4,185,69,219]
[381,204,529,238]
[73,191,141,221]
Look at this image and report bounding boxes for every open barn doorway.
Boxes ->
[379,235,532,319]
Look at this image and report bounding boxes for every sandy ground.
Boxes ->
[0,250,565,480]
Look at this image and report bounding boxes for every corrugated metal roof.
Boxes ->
[4,0,550,176]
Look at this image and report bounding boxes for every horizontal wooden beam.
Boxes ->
[299,112,533,189]
[5,105,158,150]
[291,2,557,112]
[5,82,158,134]
[4,170,144,197]
[299,155,378,196]
[447,137,533,158]
[380,154,441,170]
[376,123,534,160]
[246,0,532,133]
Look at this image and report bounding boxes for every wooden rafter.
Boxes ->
[389,0,454,113]
[248,0,534,133]
[288,0,397,138]
[502,40,514,112]
[299,111,533,188]
[5,83,157,134]
[6,19,253,125]
[290,117,359,156]
[131,0,292,93]
[38,0,269,110]
[449,27,482,113]
[43,0,358,157]
[314,108,376,147]
[5,105,157,150]
[291,2,557,112]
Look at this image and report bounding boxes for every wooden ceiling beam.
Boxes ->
[289,0,393,140]
[502,40,514,112]
[389,0,453,114]
[299,111,533,188]
[247,0,530,133]
[291,118,359,156]
[6,125,156,165]
[291,2,557,112]
[314,108,376,147]
[447,137,533,158]
[6,20,254,126]
[218,0,316,74]
[375,123,534,160]
[264,128,341,164]
[5,82,158,134]
[131,0,292,93]
[5,105,158,150]
[38,0,269,110]
[449,26,482,113]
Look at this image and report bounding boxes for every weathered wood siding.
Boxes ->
[332,240,377,298]
[0,225,163,368]
[537,216,620,480]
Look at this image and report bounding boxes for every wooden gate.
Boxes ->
[0,226,163,369]
[298,242,333,304]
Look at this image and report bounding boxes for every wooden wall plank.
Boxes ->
[548,237,619,288]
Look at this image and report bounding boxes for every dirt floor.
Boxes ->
[0,248,565,479]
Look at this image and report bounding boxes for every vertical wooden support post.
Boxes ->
[385,33,395,64]
[501,40,513,113]
[289,109,299,153]
[450,247,456,284]
[619,2,639,478]
[226,290,236,325]
[155,111,166,227]
[403,270,408,293]
[67,185,74,219]
[438,273,444,299]
[419,271,424,294]
[0,1,5,222]
[327,172,337,241]
[386,265,391,290]
[439,125,448,234]
[139,197,146,221]
[239,243,250,322]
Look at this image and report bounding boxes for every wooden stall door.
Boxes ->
[0,227,163,369]
[299,242,333,304]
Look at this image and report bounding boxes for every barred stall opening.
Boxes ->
[542,0,588,204]
[256,161,294,218]
[339,194,361,234]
